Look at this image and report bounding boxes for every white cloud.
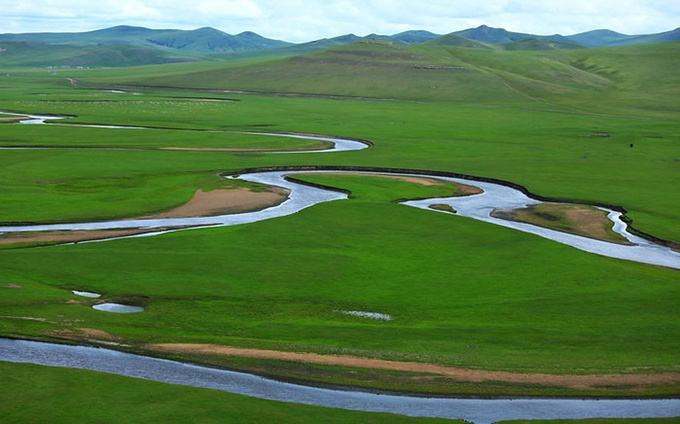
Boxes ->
[0,0,677,41]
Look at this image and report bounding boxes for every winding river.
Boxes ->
[1,107,680,422]
[1,338,679,424]
[0,111,369,153]
[0,169,678,269]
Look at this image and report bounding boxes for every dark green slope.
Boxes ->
[0,41,195,67]
[503,38,584,50]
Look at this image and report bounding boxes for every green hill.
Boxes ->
[113,40,610,103]
[103,39,680,116]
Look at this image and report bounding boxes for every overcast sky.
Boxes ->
[1,0,678,42]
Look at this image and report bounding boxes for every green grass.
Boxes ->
[0,42,679,400]
[0,362,452,423]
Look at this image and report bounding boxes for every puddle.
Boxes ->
[92,303,144,314]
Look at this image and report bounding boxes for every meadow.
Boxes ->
[0,39,679,416]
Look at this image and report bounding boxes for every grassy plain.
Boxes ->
[0,39,679,404]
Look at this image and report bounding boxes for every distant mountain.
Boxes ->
[1,24,679,68]
[454,25,534,44]
[608,27,680,46]
[146,27,290,53]
[566,29,633,47]
[276,31,439,55]
[0,25,290,54]
[390,30,440,44]
[0,25,174,46]
[567,28,680,47]
[277,34,363,54]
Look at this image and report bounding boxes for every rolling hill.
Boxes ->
[99,38,679,117]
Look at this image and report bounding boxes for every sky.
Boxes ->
[1,0,678,42]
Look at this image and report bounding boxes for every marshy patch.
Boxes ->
[491,203,629,244]
[341,310,393,321]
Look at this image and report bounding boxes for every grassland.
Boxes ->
[0,39,679,408]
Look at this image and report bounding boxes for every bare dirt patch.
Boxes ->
[4,283,22,289]
[143,187,288,219]
[491,203,628,244]
[0,228,162,246]
[149,343,680,389]
[49,327,119,342]
[0,116,27,123]
[78,328,118,340]
[429,204,456,213]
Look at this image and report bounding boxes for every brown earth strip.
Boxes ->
[0,228,161,245]
[149,343,680,389]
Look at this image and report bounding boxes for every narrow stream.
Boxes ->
[1,338,678,424]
